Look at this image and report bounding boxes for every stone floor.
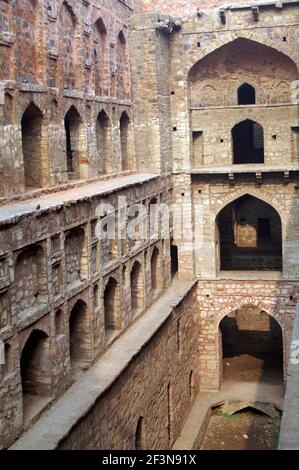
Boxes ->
[174,353,284,450]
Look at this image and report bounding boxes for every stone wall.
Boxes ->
[0,175,173,449]
[58,284,200,450]
[191,106,298,167]
[139,1,298,18]
[0,0,135,198]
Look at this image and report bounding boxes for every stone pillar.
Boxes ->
[130,14,175,174]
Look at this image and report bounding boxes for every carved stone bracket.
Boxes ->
[0,32,15,47]
[155,17,181,35]
[84,22,91,37]
[47,1,58,22]
[252,6,260,22]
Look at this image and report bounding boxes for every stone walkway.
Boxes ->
[0,173,157,225]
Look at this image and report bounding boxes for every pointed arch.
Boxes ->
[130,260,144,317]
[120,111,131,171]
[150,247,161,295]
[59,1,78,89]
[15,244,48,316]
[219,305,283,384]
[21,102,48,190]
[237,83,256,105]
[20,329,52,420]
[65,226,87,286]
[64,105,85,179]
[188,37,299,107]
[96,109,110,173]
[4,92,13,125]
[104,277,121,340]
[116,30,129,99]
[214,190,284,224]
[274,81,292,104]
[216,194,282,271]
[93,18,108,96]
[232,119,264,164]
[69,300,90,368]
[187,35,299,81]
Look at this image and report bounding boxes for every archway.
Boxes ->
[93,18,107,96]
[104,277,121,342]
[216,194,282,271]
[69,300,90,371]
[170,243,178,279]
[238,83,256,105]
[232,120,264,164]
[188,37,299,107]
[21,103,46,190]
[150,247,161,296]
[20,329,52,422]
[120,111,130,171]
[130,261,144,318]
[135,417,147,450]
[59,1,77,89]
[64,106,83,179]
[219,306,283,386]
[96,110,110,173]
[116,31,127,99]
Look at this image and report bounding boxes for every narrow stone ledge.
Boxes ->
[10,279,196,450]
[0,174,159,226]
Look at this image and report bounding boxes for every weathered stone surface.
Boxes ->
[1,0,299,451]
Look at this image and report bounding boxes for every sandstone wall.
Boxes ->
[0,0,135,198]
[58,285,200,450]
[0,175,173,449]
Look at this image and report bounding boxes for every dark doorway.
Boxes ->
[130,261,143,317]
[220,307,283,385]
[21,103,44,189]
[96,110,109,173]
[171,245,179,279]
[21,330,51,397]
[120,112,130,171]
[238,83,256,105]
[104,277,121,342]
[232,120,264,164]
[217,195,282,271]
[64,106,81,177]
[20,329,52,422]
[69,300,89,370]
